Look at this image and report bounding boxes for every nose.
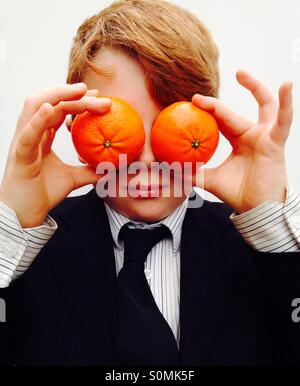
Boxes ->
[135,124,158,167]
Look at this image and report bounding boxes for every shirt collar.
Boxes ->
[104,199,188,255]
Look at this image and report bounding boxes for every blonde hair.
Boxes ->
[67,0,220,107]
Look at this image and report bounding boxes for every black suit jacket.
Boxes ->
[1,189,300,366]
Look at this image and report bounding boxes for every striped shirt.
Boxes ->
[104,199,188,343]
[0,186,300,344]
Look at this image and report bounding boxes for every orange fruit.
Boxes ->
[71,97,145,168]
[151,101,219,167]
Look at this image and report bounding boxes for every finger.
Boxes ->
[67,89,100,130]
[236,70,277,123]
[49,96,112,132]
[43,128,56,155]
[19,96,111,161]
[65,115,73,132]
[270,82,293,144]
[85,89,100,97]
[27,83,88,108]
[57,96,111,115]
[16,103,55,162]
[40,129,51,154]
[21,88,99,131]
[18,96,112,162]
[17,83,88,129]
[192,94,252,140]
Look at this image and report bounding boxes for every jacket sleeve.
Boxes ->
[248,247,300,365]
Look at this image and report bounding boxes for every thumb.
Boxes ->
[192,166,217,195]
[70,165,100,190]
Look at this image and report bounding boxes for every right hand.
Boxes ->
[0,83,112,228]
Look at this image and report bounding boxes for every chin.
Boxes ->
[104,195,186,223]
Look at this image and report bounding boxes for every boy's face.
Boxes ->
[82,47,190,222]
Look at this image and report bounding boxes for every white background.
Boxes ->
[0,0,299,201]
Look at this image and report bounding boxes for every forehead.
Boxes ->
[82,47,162,114]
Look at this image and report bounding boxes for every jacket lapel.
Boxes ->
[179,197,243,365]
[47,189,117,365]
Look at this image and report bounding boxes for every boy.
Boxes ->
[0,0,300,365]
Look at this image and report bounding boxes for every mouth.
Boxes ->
[138,184,160,191]
[127,184,168,198]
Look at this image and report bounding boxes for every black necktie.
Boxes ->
[116,224,179,366]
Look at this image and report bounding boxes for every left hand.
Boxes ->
[192,70,293,214]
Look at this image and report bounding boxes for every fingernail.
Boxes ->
[90,89,100,94]
[101,98,112,105]
[70,82,86,89]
